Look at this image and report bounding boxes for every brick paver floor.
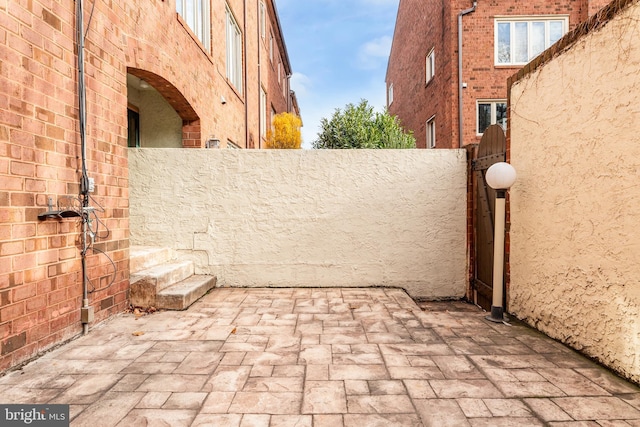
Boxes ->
[1,288,639,426]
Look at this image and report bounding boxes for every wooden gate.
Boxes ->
[471,124,506,310]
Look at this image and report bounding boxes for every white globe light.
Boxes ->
[485,162,517,190]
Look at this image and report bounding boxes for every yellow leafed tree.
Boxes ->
[266,112,302,149]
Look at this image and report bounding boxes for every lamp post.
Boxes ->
[484,162,517,323]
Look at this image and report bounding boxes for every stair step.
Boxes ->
[130,259,194,302]
[156,275,217,310]
[131,260,194,291]
[130,246,173,273]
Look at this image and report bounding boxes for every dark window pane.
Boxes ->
[496,103,507,130]
[478,103,491,134]
[128,109,140,148]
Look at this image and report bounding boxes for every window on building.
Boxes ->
[260,86,267,138]
[176,0,211,51]
[495,17,567,65]
[426,48,435,83]
[388,83,393,107]
[226,6,243,93]
[477,100,507,134]
[259,1,266,40]
[426,116,436,149]
[271,106,277,130]
[269,33,274,62]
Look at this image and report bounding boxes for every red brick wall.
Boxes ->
[590,0,615,14]
[1,0,295,372]
[387,0,454,149]
[263,0,293,147]
[387,0,591,149]
[1,0,129,371]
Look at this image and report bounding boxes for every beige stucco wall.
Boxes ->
[509,2,640,383]
[129,149,468,299]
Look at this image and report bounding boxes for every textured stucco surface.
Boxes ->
[129,149,468,299]
[509,2,640,383]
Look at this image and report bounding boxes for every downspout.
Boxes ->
[257,0,262,149]
[244,0,249,148]
[457,1,477,148]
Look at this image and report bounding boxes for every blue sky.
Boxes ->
[276,0,400,148]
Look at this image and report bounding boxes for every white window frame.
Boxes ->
[176,0,211,51]
[260,86,267,138]
[426,116,436,149]
[226,6,243,93]
[387,83,393,107]
[269,32,274,62]
[426,48,435,83]
[259,1,266,40]
[495,16,568,66]
[476,100,507,135]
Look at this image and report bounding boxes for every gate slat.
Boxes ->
[472,124,506,311]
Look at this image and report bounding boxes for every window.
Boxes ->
[271,106,277,130]
[426,48,435,83]
[496,17,567,65]
[388,83,393,107]
[477,100,507,134]
[269,33,274,62]
[259,2,266,39]
[176,0,211,51]
[260,86,267,138]
[226,7,243,92]
[426,116,436,149]
[127,108,140,148]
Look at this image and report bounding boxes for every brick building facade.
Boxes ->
[0,0,297,371]
[386,0,611,149]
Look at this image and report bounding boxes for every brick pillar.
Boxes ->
[182,120,202,148]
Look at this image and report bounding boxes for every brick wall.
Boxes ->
[261,0,293,148]
[388,0,592,149]
[1,0,129,371]
[1,0,295,372]
[387,1,453,149]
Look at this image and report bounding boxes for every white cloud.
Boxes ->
[290,72,312,97]
[357,36,392,70]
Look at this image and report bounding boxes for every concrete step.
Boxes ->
[130,260,195,308]
[130,246,173,274]
[156,275,217,310]
[131,260,194,291]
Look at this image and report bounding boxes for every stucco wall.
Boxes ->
[129,149,468,299]
[509,1,640,383]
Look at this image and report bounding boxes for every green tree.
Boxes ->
[313,100,415,149]
[266,112,302,149]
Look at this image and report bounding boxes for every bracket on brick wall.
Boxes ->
[37,197,82,220]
